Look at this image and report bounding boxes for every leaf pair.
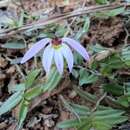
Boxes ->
[58,108,128,130]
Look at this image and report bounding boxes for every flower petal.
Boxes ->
[21,38,51,63]
[62,37,90,60]
[54,49,64,74]
[42,45,54,74]
[61,44,74,72]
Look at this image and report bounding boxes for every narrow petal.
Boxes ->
[61,44,74,72]
[42,45,54,74]
[54,49,64,74]
[21,38,51,63]
[62,37,90,60]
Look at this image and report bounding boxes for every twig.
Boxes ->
[92,92,107,112]
[59,95,80,120]
[4,55,25,79]
[124,27,129,46]
[64,0,87,37]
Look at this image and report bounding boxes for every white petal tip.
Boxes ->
[20,59,25,64]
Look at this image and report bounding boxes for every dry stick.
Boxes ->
[64,0,87,37]
[5,55,25,79]
[92,92,107,112]
[0,3,129,39]
[124,27,129,46]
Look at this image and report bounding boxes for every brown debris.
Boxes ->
[86,17,124,46]
[0,72,6,82]
[0,57,8,68]
[6,66,16,75]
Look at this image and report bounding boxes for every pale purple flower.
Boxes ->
[21,37,89,74]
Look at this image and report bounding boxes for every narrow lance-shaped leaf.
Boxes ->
[17,100,29,130]
[24,86,42,100]
[2,40,26,49]
[57,119,82,129]
[70,103,90,115]
[60,95,80,119]
[74,86,97,104]
[0,91,23,115]
[79,68,98,86]
[42,67,62,92]
[94,109,124,117]
[25,69,41,88]
[76,17,90,40]
[9,83,25,93]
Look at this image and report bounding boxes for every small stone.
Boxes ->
[0,122,7,129]
[42,106,53,114]
[69,90,77,99]
[0,57,8,68]
[6,66,16,74]
[44,119,55,128]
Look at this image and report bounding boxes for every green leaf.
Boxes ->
[95,0,108,4]
[18,10,24,27]
[57,119,81,128]
[8,83,25,93]
[70,103,90,115]
[42,67,62,91]
[60,95,80,119]
[94,109,124,117]
[17,100,29,130]
[58,107,127,130]
[24,86,42,100]
[93,109,127,125]
[102,54,125,69]
[105,7,125,17]
[89,43,107,53]
[2,40,26,49]
[79,68,98,86]
[0,91,23,115]
[121,46,130,66]
[95,7,125,18]
[103,83,124,96]
[25,69,41,88]
[100,54,126,75]
[107,116,128,125]
[93,121,112,130]
[56,25,67,37]
[74,51,83,65]
[94,112,125,121]
[74,87,97,104]
[76,17,90,40]
[77,122,93,130]
[72,69,79,78]
[117,95,129,107]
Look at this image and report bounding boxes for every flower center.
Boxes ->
[52,38,62,49]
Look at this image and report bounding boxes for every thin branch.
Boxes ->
[92,92,107,112]
[124,27,129,46]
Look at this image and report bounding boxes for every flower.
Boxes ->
[21,37,90,74]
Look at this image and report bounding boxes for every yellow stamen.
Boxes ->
[52,44,62,50]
